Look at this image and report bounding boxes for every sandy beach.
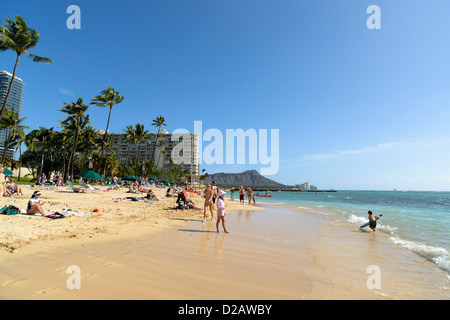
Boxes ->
[2,186,448,300]
[0,185,255,252]
[0,184,338,300]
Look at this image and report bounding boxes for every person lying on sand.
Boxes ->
[128,181,147,194]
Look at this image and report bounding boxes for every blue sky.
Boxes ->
[1,0,450,190]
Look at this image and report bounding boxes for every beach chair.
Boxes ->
[84,181,108,192]
[79,180,89,189]
[68,181,86,193]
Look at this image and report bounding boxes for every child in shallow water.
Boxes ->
[216,191,229,233]
[368,210,379,232]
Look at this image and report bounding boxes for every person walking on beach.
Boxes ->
[216,191,229,233]
[203,184,214,222]
[368,210,380,232]
[239,186,245,205]
[230,188,234,201]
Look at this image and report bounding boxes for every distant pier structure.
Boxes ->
[251,188,337,193]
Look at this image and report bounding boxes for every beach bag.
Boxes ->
[0,205,10,214]
[6,205,19,215]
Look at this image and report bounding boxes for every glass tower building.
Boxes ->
[0,70,24,158]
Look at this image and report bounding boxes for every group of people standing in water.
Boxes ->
[229,186,256,205]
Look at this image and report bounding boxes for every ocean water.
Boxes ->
[230,190,450,275]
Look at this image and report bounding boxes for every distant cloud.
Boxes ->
[300,140,450,162]
[59,88,74,96]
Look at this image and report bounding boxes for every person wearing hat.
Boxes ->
[27,191,45,215]
[216,190,229,233]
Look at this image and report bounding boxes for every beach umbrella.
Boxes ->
[3,168,13,175]
[122,175,138,181]
[150,177,157,181]
[77,170,103,180]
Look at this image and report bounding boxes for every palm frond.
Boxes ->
[27,53,51,64]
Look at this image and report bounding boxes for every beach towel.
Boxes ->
[44,212,65,219]
[42,210,91,218]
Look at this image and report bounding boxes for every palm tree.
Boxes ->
[122,125,135,165]
[78,125,98,172]
[131,123,150,176]
[0,108,29,162]
[59,98,90,180]
[90,86,124,173]
[155,139,166,169]
[102,153,119,178]
[0,16,51,121]
[94,132,115,178]
[26,127,55,182]
[151,115,166,164]
[13,127,26,181]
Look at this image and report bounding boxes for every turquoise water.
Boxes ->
[230,190,450,274]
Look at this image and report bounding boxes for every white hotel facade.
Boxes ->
[107,129,200,183]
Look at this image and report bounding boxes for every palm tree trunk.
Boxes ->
[39,146,45,184]
[81,151,88,172]
[125,141,130,166]
[18,143,22,181]
[151,126,161,165]
[136,141,141,176]
[0,54,21,121]
[1,130,10,163]
[1,127,15,163]
[97,105,112,173]
[70,129,80,180]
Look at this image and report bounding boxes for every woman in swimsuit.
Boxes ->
[203,184,214,222]
[27,191,46,215]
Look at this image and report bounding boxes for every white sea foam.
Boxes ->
[390,237,450,272]
[347,214,367,225]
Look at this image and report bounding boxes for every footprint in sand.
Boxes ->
[104,262,119,267]
[2,278,23,287]
[35,287,57,295]
[81,272,96,279]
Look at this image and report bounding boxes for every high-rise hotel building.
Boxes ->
[107,129,200,183]
[0,70,24,158]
